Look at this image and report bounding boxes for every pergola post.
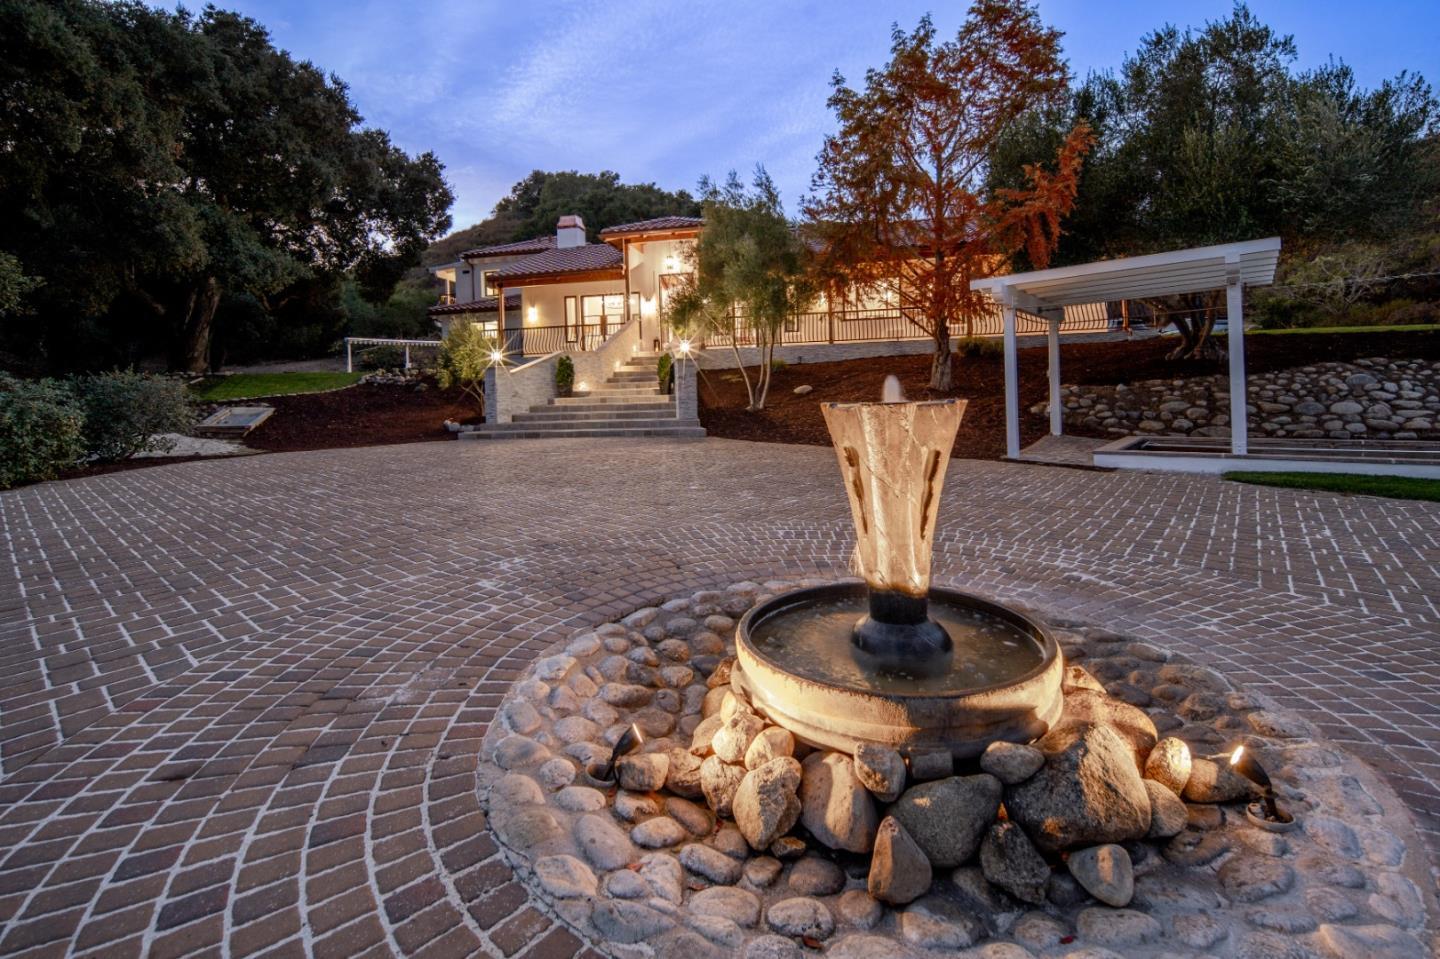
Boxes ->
[346,339,353,374]
[1047,312,1062,437]
[1225,256,1248,456]
[1002,291,1020,459]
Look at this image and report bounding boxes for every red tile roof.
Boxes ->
[599,216,704,237]
[491,244,623,280]
[460,236,556,258]
[427,292,522,315]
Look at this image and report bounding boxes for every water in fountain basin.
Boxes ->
[748,592,1044,695]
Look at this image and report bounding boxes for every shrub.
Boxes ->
[72,371,196,461]
[956,336,1003,358]
[656,353,673,393]
[769,358,788,372]
[435,322,495,415]
[555,355,575,396]
[358,345,406,370]
[0,374,85,489]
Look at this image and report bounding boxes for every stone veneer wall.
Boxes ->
[487,354,559,424]
[1042,357,1440,441]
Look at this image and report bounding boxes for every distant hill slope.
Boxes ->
[416,170,700,276]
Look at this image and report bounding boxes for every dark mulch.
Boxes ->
[243,380,478,452]
[52,379,478,484]
[698,330,1440,461]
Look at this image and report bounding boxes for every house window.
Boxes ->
[482,271,500,297]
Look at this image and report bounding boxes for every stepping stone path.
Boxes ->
[479,579,1435,957]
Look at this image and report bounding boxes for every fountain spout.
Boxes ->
[821,387,967,675]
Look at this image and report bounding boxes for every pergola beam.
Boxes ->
[974,237,1280,464]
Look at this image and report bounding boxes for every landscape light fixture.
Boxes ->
[678,339,692,357]
[489,349,504,365]
[1230,745,1289,823]
[594,724,644,782]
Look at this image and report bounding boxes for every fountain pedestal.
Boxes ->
[732,383,1064,758]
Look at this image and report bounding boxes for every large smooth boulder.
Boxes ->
[800,752,879,853]
[979,821,1050,905]
[1060,689,1157,771]
[701,755,747,818]
[889,774,1002,868]
[853,742,906,802]
[867,816,931,905]
[616,752,669,793]
[979,741,1045,785]
[713,712,767,763]
[744,727,795,770]
[1004,722,1151,853]
[733,757,803,850]
[1067,843,1134,907]
[1182,757,1256,803]
[1144,779,1188,838]
[1144,736,1192,793]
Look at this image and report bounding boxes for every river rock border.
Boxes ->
[1038,357,1440,441]
[477,579,1436,958]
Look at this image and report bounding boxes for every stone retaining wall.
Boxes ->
[1040,357,1440,441]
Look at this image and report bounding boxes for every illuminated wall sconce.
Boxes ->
[527,306,538,325]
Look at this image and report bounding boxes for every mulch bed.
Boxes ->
[53,379,478,483]
[698,330,1440,461]
[243,380,477,452]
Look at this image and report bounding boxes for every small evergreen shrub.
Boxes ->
[556,355,575,396]
[656,353,673,393]
[358,345,406,370]
[956,336,1003,358]
[769,358,788,372]
[435,322,494,415]
[72,371,196,462]
[0,374,85,489]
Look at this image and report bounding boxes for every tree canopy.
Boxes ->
[0,0,453,372]
[669,168,812,411]
[806,3,1093,391]
[986,3,1438,355]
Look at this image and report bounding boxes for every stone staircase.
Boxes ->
[462,354,705,440]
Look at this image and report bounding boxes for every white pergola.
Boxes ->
[971,237,1282,460]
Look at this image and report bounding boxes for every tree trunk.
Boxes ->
[178,277,221,374]
[928,323,953,391]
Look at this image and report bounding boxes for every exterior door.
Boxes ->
[658,274,693,346]
[581,294,625,349]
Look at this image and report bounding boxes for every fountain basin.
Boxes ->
[733,581,1064,759]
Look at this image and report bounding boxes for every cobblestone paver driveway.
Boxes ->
[0,438,1437,957]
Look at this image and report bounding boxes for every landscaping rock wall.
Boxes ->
[1040,357,1440,441]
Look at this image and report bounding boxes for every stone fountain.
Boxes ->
[733,378,1064,758]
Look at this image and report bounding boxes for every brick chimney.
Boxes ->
[556,214,587,249]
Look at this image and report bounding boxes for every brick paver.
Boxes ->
[0,437,1437,956]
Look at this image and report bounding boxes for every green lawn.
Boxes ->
[1224,471,1440,503]
[191,371,363,401]
[1245,323,1440,336]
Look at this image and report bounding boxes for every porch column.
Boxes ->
[346,339,353,373]
[1047,311,1062,437]
[497,285,507,355]
[1225,257,1248,456]
[1002,291,1020,459]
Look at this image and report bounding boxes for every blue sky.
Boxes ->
[217,1,1439,233]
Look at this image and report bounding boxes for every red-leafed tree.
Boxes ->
[806,2,1093,391]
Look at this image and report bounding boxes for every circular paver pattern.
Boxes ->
[0,437,1437,957]
[479,580,1434,957]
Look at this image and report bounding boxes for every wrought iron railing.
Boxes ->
[700,303,1113,349]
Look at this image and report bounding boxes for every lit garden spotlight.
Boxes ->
[1230,745,1291,825]
[593,723,644,783]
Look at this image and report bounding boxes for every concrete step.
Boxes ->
[554,393,667,405]
[513,408,678,422]
[530,401,674,414]
[607,372,657,383]
[575,386,664,397]
[461,423,706,441]
[483,417,692,432]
